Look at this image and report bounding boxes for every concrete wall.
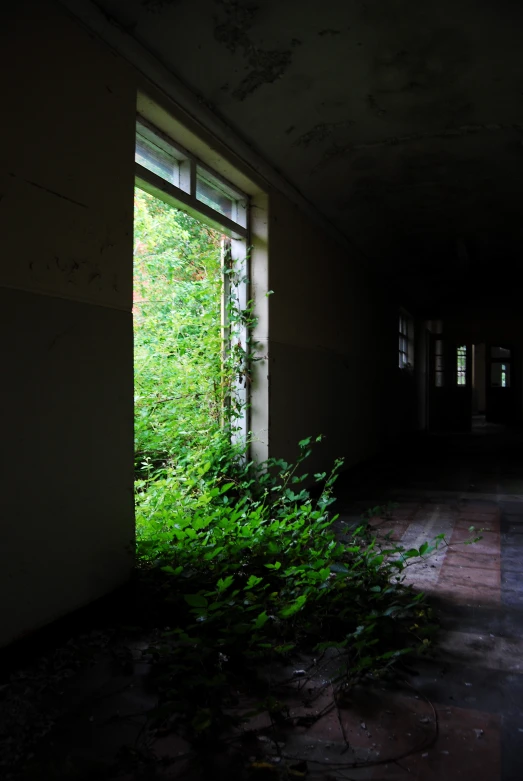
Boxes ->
[0,0,136,647]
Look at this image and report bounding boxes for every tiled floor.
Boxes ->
[329,426,523,781]
[2,427,523,780]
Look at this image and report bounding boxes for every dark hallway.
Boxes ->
[3,1,523,779]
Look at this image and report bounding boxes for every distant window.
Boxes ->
[491,362,511,387]
[490,346,511,388]
[457,345,467,385]
[434,339,444,387]
[399,313,413,369]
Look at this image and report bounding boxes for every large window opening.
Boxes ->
[133,118,250,479]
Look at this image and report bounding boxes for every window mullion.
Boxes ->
[189,158,197,198]
[135,163,248,239]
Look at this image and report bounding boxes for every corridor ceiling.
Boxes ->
[95,0,523,312]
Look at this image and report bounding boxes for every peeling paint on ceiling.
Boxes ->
[97,0,523,306]
[212,1,297,100]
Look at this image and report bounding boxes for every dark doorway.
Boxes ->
[428,335,472,432]
[486,345,514,425]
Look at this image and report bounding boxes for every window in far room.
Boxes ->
[457,345,467,386]
[399,312,414,369]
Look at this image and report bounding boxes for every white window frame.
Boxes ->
[135,115,249,240]
[399,310,414,370]
[134,116,251,443]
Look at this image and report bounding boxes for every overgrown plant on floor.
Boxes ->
[132,191,481,755]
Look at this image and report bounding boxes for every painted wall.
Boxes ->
[473,344,487,414]
[0,0,136,647]
[416,325,429,430]
[267,191,405,474]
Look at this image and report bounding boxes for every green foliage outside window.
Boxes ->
[134,188,226,470]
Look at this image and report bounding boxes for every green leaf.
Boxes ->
[254,611,269,629]
[275,643,295,654]
[245,575,263,589]
[216,575,234,592]
[280,594,307,618]
[383,605,399,616]
[161,564,182,575]
[184,594,208,608]
[191,708,212,732]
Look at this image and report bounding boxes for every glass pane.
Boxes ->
[435,341,444,386]
[135,135,179,186]
[457,345,467,386]
[491,362,511,387]
[491,346,511,359]
[196,170,234,220]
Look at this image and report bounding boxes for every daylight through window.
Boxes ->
[457,345,467,385]
[399,313,413,369]
[434,339,444,387]
[133,117,251,461]
[135,117,248,239]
